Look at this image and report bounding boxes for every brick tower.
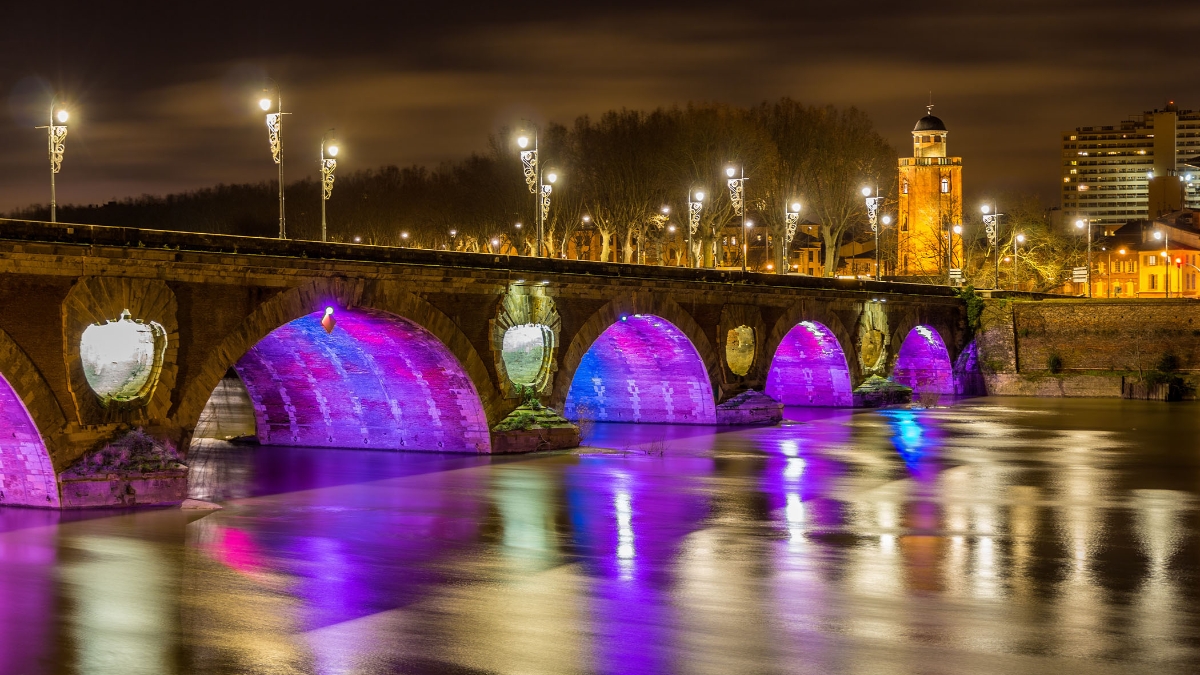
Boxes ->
[897,107,963,277]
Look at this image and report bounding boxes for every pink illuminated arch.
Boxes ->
[0,373,59,507]
[233,308,490,453]
[765,321,853,406]
[564,314,716,424]
[892,325,954,395]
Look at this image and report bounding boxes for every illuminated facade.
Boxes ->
[1061,102,1200,228]
[897,109,963,277]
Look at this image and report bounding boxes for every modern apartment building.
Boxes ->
[1061,102,1200,228]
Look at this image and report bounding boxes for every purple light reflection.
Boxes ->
[0,372,58,507]
[765,321,853,406]
[235,308,490,453]
[565,315,716,424]
[892,325,954,395]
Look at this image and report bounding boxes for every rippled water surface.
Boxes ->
[2,397,1199,674]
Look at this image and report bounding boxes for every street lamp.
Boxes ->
[1013,233,1026,290]
[862,187,885,281]
[688,189,705,269]
[259,83,288,238]
[783,201,802,275]
[517,129,558,258]
[1154,229,1170,297]
[1074,218,1093,297]
[952,224,964,285]
[727,166,748,272]
[982,204,1003,289]
[36,97,70,223]
[320,130,338,242]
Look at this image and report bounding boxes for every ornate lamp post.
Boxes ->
[863,187,884,281]
[982,204,1003,289]
[517,131,559,257]
[320,131,338,242]
[727,166,747,272]
[688,190,705,268]
[1074,217,1093,297]
[36,98,70,223]
[783,201,802,275]
[1013,233,1026,290]
[880,214,892,279]
[259,83,288,239]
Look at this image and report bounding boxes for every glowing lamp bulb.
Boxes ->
[981,205,991,214]
[327,144,339,157]
[861,187,872,197]
[1154,231,1163,240]
[746,221,753,229]
[401,232,409,239]
[726,167,736,178]
[449,229,457,236]
[514,222,522,229]
[1119,248,1126,254]
[324,307,334,316]
[661,206,670,214]
[492,238,499,246]
[353,236,362,243]
[1016,234,1026,244]
[695,191,705,201]
[667,225,676,233]
[953,225,962,234]
[517,136,529,149]
[790,202,801,213]
[56,110,69,123]
[547,172,557,183]
[1075,220,1084,229]
[582,215,590,222]
[882,215,892,225]
[259,98,272,111]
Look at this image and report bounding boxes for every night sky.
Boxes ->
[3,1,1198,212]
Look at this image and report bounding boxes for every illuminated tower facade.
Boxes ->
[897,108,963,277]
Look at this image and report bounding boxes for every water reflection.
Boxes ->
[0,397,1197,673]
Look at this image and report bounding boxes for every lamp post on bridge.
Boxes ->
[259,82,288,239]
[320,130,338,242]
[727,165,748,273]
[863,187,884,281]
[1074,217,1093,297]
[1154,229,1170,298]
[35,97,70,223]
[687,189,705,269]
[1012,233,1025,291]
[982,204,1003,289]
[783,201,802,275]
[517,130,559,257]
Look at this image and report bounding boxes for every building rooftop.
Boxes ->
[914,114,947,132]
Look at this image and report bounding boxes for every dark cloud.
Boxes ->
[3,1,1200,211]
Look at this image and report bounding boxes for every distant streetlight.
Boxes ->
[259,81,288,238]
[727,166,748,272]
[320,130,338,242]
[1154,229,1170,297]
[36,97,70,223]
[1074,217,1093,297]
[688,189,705,269]
[1013,233,1025,290]
[863,186,884,280]
[982,203,1003,289]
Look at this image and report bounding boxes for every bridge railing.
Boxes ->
[0,218,961,298]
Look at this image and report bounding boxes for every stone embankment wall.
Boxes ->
[975,298,1200,397]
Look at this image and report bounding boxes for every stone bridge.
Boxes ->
[0,221,973,508]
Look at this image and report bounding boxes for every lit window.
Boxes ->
[940,178,950,193]
[901,180,909,194]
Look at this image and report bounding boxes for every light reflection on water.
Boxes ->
[0,397,1198,673]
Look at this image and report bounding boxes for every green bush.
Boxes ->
[1047,353,1064,374]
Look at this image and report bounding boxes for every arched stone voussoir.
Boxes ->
[766,300,862,386]
[173,277,502,433]
[551,292,721,410]
[885,307,961,372]
[0,325,68,507]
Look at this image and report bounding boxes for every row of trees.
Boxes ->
[10,99,898,276]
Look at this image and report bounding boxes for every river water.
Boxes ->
[1,397,1198,674]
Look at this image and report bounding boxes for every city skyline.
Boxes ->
[3,1,1199,212]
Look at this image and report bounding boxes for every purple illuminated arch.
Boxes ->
[892,325,954,395]
[0,373,58,507]
[564,315,716,424]
[765,321,853,406]
[233,308,490,453]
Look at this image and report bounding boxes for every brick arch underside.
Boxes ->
[0,372,58,507]
[563,315,716,424]
[892,325,954,395]
[233,308,490,453]
[765,321,854,406]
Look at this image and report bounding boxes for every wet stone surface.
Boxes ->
[1,397,1198,674]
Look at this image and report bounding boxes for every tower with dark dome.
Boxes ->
[896,106,963,277]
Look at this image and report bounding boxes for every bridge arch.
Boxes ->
[555,294,719,424]
[0,327,67,507]
[891,325,955,396]
[174,278,497,453]
[765,319,854,406]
